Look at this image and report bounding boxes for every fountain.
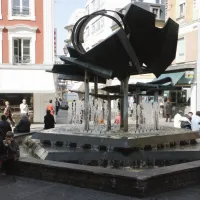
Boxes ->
[31,4,200,162]
[15,4,200,198]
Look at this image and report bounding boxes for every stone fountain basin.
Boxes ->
[31,125,200,148]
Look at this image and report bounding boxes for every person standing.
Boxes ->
[44,110,55,129]
[4,101,15,126]
[164,99,172,122]
[174,110,183,128]
[191,111,200,131]
[20,99,29,116]
[46,100,55,116]
[55,98,60,115]
[0,115,12,140]
[1,131,19,174]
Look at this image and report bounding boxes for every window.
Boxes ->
[85,26,89,38]
[96,0,100,10]
[176,38,185,62]
[179,3,185,17]
[13,39,31,64]
[8,0,35,21]
[92,24,95,34]
[91,0,95,12]
[151,7,160,19]
[100,0,104,6]
[86,5,89,14]
[156,0,161,4]
[95,20,100,32]
[12,0,30,16]
[100,17,104,29]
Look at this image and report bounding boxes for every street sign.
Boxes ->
[185,71,194,79]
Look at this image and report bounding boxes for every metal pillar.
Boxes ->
[154,91,159,130]
[123,76,129,132]
[84,70,89,131]
[120,81,124,129]
[154,91,159,103]
[136,87,140,129]
[107,96,111,131]
[94,76,98,98]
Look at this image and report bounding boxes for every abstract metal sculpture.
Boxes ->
[49,4,179,132]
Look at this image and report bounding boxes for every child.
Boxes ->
[0,131,19,174]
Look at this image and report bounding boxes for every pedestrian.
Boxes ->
[0,131,19,174]
[46,100,55,116]
[164,99,172,122]
[191,111,200,131]
[55,98,60,115]
[174,110,183,128]
[44,110,55,129]
[20,99,29,117]
[187,112,193,121]
[114,113,121,125]
[180,113,192,130]
[0,115,12,140]
[14,115,31,133]
[4,101,15,126]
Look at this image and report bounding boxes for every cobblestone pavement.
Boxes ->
[0,176,200,200]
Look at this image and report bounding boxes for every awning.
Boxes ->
[154,72,185,86]
[0,70,55,93]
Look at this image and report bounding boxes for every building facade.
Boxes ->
[0,0,55,122]
[164,0,200,113]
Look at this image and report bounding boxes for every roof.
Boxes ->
[48,63,107,84]
[101,77,182,94]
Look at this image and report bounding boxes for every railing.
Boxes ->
[12,7,30,16]
[13,55,31,65]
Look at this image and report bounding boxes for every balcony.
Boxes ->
[12,7,30,16]
[13,55,31,65]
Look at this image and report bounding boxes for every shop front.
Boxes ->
[0,69,55,123]
[155,70,194,115]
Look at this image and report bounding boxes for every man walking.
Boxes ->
[55,98,60,115]
[4,101,15,126]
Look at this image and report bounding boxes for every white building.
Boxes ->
[0,0,55,123]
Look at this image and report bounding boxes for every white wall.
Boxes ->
[33,93,55,123]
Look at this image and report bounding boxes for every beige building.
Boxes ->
[163,0,200,113]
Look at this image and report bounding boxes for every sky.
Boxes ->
[54,0,85,55]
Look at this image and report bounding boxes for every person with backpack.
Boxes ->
[4,101,15,127]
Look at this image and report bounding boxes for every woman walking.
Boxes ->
[4,101,15,126]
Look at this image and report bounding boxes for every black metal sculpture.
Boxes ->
[49,4,179,132]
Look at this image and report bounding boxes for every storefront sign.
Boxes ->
[185,71,194,79]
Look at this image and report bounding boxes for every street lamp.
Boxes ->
[63,45,68,55]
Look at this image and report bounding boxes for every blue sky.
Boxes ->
[54,0,85,55]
